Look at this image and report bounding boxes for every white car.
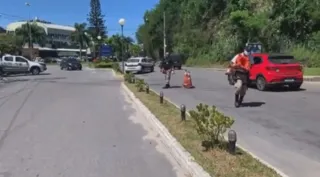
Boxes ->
[124,57,154,73]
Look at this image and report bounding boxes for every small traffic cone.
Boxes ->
[183,70,194,88]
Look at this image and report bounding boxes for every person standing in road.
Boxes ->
[160,52,174,89]
[230,47,251,107]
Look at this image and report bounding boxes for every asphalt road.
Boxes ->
[136,67,320,177]
[0,66,186,177]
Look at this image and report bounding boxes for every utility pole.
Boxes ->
[25,2,33,60]
[163,11,166,57]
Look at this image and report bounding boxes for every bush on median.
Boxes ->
[124,72,134,82]
[93,62,113,68]
[135,78,145,92]
[112,62,122,73]
[189,103,234,150]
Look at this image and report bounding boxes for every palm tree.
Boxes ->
[106,35,135,59]
[15,23,47,49]
[71,23,89,59]
[106,34,122,59]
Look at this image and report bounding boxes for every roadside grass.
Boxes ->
[124,80,281,177]
[304,68,320,76]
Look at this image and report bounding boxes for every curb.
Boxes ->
[304,77,320,82]
[120,84,211,176]
[147,87,289,177]
[121,83,211,177]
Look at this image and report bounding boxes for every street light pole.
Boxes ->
[119,18,125,72]
[25,2,33,60]
[97,35,101,60]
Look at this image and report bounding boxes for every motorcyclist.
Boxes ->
[230,48,251,107]
[160,52,174,89]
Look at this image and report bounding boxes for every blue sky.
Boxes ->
[0,0,159,41]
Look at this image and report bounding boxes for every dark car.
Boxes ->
[158,53,184,70]
[170,54,183,69]
[60,58,82,70]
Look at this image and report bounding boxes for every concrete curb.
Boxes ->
[121,83,211,177]
[147,87,289,177]
[303,76,320,82]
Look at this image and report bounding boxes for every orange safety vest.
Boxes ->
[234,53,251,71]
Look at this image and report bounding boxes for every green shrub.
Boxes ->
[288,45,320,67]
[124,72,134,82]
[189,103,234,149]
[135,78,145,92]
[93,62,113,68]
[112,62,121,73]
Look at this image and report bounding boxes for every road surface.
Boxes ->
[0,66,186,177]
[137,67,320,177]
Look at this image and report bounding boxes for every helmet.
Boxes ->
[243,46,250,56]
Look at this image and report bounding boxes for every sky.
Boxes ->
[0,0,159,41]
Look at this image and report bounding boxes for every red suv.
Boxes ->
[249,53,303,91]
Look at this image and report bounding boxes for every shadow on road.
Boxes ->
[6,73,51,77]
[241,101,265,107]
[269,87,306,92]
[1,77,66,84]
[249,85,307,92]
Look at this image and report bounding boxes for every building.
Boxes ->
[6,18,86,57]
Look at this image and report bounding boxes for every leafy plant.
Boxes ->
[189,103,234,148]
[135,78,145,92]
[112,62,121,72]
[124,72,134,83]
[93,61,112,68]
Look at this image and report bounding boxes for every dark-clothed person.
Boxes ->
[160,52,174,89]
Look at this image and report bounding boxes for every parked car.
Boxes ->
[124,57,154,73]
[246,53,303,91]
[0,54,46,75]
[60,58,82,70]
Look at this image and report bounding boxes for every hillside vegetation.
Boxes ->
[136,0,320,67]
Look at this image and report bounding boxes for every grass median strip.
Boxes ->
[304,67,320,76]
[124,80,281,177]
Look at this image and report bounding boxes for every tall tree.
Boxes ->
[71,23,89,60]
[0,33,24,54]
[87,0,106,39]
[15,23,46,49]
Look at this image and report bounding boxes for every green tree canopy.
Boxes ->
[0,33,24,54]
[71,23,89,59]
[15,23,46,48]
[136,0,320,66]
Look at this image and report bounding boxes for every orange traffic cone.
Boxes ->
[183,70,194,88]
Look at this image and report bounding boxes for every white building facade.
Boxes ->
[6,19,76,49]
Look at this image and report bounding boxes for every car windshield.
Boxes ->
[67,59,78,63]
[127,59,140,63]
[268,55,296,64]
